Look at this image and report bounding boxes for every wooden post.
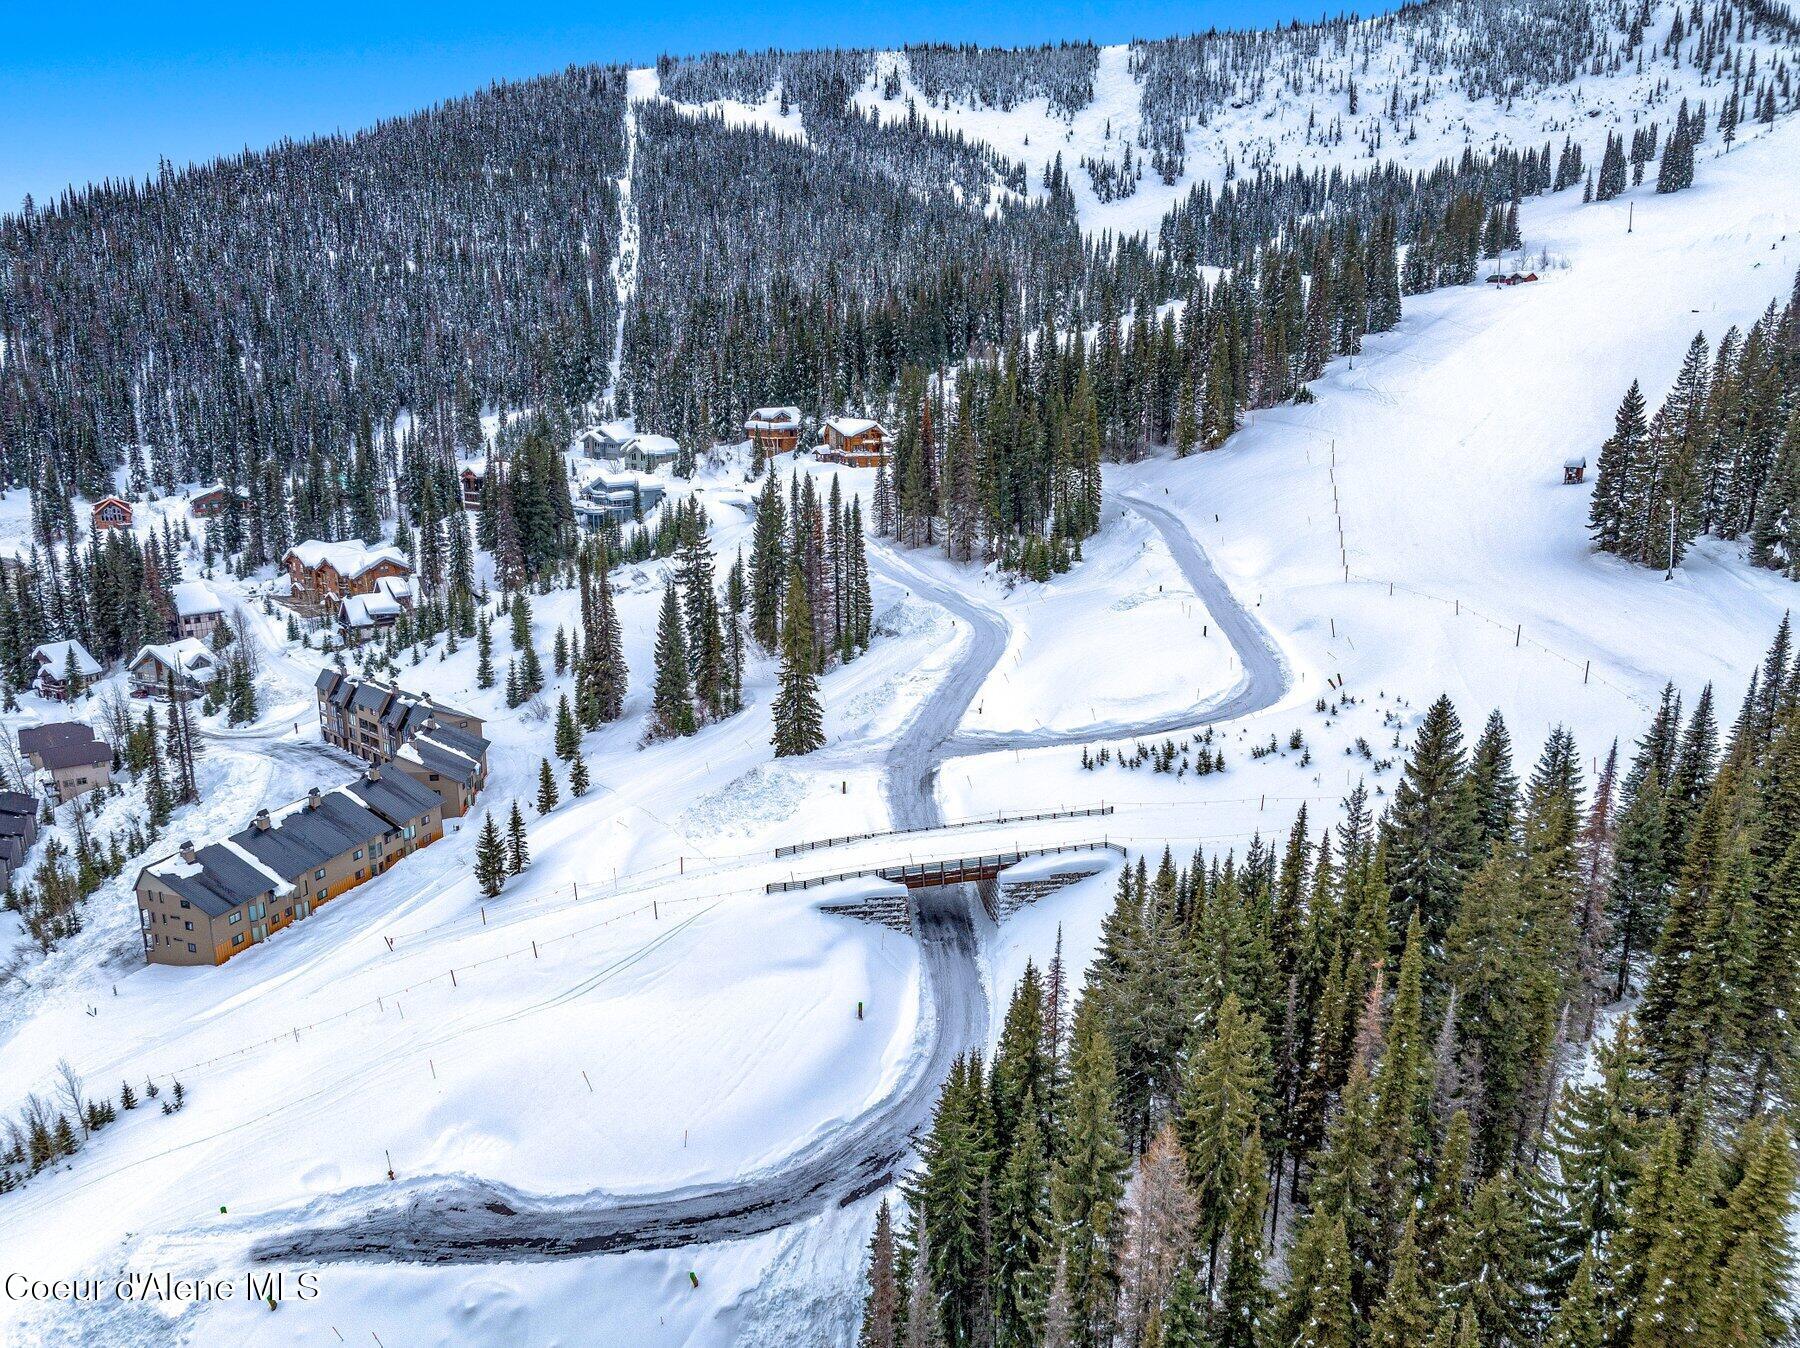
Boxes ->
[450,968,457,987]
[1584,660,1591,684]
[532,940,538,959]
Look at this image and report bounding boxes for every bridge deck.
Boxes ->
[766,840,1124,894]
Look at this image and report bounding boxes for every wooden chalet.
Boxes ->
[31,641,102,701]
[283,540,414,615]
[187,484,244,518]
[91,496,134,533]
[818,417,890,468]
[745,405,803,459]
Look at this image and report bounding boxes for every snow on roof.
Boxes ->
[32,641,102,676]
[130,638,216,682]
[579,417,636,441]
[17,721,110,769]
[341,591,405,627]
[340,578,412,628]
[170,581,224,618]
[824,416,884,438]
[746,405,801,426]
[284,539,411,578]
[215,837,297,898]
[627,433,680,455]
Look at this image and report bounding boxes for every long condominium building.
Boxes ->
[136,765,444,967]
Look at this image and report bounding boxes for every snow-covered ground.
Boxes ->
[5,39,1800,1348]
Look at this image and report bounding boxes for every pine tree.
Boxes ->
[771,562,824,758]
[993,1100,1054,1345]
[536,757,559,814]
[554,694,579,761]
[1590,382,1649,556]
[1278,1214,1355,1348]
[1158,1265,1207,1348]
[475,614,494,688]
[1051,998,1129,1348]
[569,751,589,798]
[1368,1212,1435,1348]
[860,1198,901,1348]
[1212,1127,1270,1348]
[649,581,696,739]
[1384,694,1476,953]
[506,801,530,874]
[1177,991,1267,1284]
[1534,1018,1651,1298]
[1704,1118,1796,1346]
[475,811,506,897]
[1542,1252,1604,1348]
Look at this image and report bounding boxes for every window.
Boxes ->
[249,903,265,920]
[229,912,242,925]
[353,849,363,860]
[355,870,364,881]
[179,899,190,909]
[314,868,326,881]
[232,934,244,946]
[184,920,193,931]
[315,889,326,901]
[187,943,196,953]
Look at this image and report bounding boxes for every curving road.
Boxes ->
[244,493,1288,1264]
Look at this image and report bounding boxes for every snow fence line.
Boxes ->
[1344,569,1655,713]
[138,898,723,1085]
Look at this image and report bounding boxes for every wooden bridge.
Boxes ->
[765,840,1125,894]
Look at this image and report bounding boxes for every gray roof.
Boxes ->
[0,790,36,817]
[142,769,443,917]
[231,791,390,882]
[150,843,281,918]
[315,671,478,737]
[342,768,443,829]
[18,722,110,770]
[402,723,489,787]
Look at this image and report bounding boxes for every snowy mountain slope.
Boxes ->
[944,110,1800,842]
[652,0,1800,239]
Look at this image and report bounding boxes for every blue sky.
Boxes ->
[3,1,1332,213]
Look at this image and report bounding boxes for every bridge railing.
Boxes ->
[767,839,1126,895]
[773,806,1114,858]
